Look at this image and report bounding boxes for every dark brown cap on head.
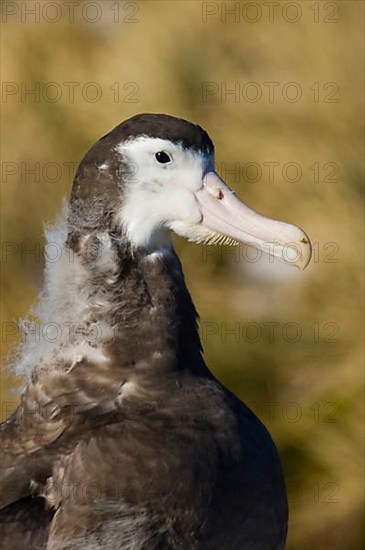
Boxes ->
[99,113,214,154]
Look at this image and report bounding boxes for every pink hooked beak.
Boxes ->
[195,172,312,269]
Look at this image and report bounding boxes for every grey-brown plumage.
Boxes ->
[0,114,288,549]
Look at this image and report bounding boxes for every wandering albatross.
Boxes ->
[0,114,311,549]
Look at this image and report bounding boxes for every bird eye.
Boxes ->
[155,151,171,164]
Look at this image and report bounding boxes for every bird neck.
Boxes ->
[15,207,209,382]
[61,232,207,378]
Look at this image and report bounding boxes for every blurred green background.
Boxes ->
[1,1,363,548]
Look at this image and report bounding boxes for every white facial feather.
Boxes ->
[115,137,214,249]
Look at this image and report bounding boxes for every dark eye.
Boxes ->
[155,151,171,164]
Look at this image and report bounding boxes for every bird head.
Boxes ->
[68,113,311,269]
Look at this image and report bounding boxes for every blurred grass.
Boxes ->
[0,1,364,548]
